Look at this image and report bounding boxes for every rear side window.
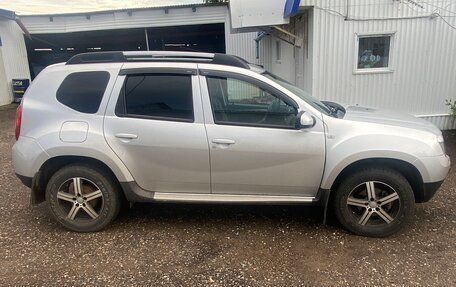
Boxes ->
[56,71,110,113]
[117,74,193,122]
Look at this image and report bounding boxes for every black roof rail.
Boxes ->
[66,51,126,64]
[66,51,250,69]
[212,54,250,69]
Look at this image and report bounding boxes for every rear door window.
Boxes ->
[56,71,110,113]
[117,74,194,122]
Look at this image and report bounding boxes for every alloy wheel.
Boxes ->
[56,177,104,220]
[346,181,401,226]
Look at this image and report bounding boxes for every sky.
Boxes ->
[0,0,203,15]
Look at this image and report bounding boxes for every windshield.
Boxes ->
[262,72,332,115]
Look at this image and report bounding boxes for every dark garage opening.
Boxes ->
[25,23,226,78]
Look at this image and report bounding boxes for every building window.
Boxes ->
[355,33,394,73]
[276,40,281,61]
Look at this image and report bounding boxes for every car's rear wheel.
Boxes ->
[46,164,121,232]
[333,167,415,237]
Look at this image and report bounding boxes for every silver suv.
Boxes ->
[12,51,450,237]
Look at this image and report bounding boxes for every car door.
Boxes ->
[199,68,325,197]
[104,64,210,194]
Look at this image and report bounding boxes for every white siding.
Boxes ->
[224,13,257,63]
[21,6,228,33]
[226,0,456,128]
[294,10,313,94]
[420,115,456,131]
[0,47,10,106]
[260,35,273,71]
[295,0,456,129]
[0,19,31,105]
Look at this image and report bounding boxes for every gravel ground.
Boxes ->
[0,104,455,286]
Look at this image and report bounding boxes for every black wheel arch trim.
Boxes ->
[329,158,432,204]
[419,180,444,203]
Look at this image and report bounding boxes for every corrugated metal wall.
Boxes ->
[21,6,228,33]
[296,0,456,129]
[20,5,258,71]
[224,12,257,64]
[0,19,31,105]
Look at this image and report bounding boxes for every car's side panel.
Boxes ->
[14,63,135,182]
[103,64,211,194]
[320,115,450,189]
[197,67,326,197]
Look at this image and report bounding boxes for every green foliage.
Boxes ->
[445,99,456,117]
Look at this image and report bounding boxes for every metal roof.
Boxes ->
[0,8,30,38]
[18,2,227,17]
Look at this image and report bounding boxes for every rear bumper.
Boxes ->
[16,173,32,188]
[15,171,46,205]
[12,136,49,179]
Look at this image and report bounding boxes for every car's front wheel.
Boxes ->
[46,164,121,232]
[333,167,415,237]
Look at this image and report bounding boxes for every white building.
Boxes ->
[1,1,456,129]
[0,9,30,106]
[0,3,257,104]
[232,0,456,129]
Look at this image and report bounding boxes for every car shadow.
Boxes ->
[116,202,328,227]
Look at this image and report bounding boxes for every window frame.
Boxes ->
[353,31,396,75]
[276,40,281,62]
[56,71,110,114]
[115,70,195,123]
[201,69,300,130]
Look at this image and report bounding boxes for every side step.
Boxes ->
[153,192,315,203]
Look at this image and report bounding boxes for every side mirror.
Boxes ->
[296,111,316,129]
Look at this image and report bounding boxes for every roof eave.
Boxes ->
[0,9,30,38]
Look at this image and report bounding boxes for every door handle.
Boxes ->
[115,133,138,140]
[212,138,235,145]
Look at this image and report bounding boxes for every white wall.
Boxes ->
[272,38,296,84]
[294,10,313,94]
[265,0,455,129]
[224,12,257,64]
[0,19,31,105]
[258,35,297,84]
[295,0,456,129]
[0,47,10,106]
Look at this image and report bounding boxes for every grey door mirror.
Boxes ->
[296,111,316,129]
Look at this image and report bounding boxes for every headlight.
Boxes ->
[437,135,446,154]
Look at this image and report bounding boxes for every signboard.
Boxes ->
[284,0,301,17]
[230,0,290,29]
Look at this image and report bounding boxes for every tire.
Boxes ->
[46,164,121,232]
[333,167,415,237]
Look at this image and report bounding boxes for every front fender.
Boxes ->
[320,115,443,189]
[320,150,426,190]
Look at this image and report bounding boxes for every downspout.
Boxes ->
[345,0,350,20]
[254,32,267,60]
